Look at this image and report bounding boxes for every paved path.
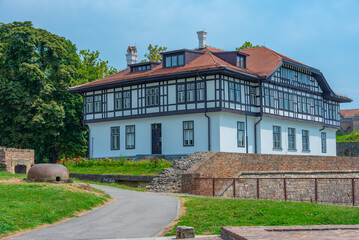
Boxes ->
[11,185,179,240]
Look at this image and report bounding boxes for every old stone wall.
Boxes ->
[182,152,359,206]
[0,148,34,174]
[337,142,359,157]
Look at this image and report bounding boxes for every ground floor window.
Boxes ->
[273,126,281,149]
[183,121,194,146]
[237,122,245,147]
[288,128,296,150]
[111,127,120,150]
[302,130,310,151]
[126,125,135,149]
[321,132,327,153]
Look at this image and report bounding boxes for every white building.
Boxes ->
[69,31,351,158]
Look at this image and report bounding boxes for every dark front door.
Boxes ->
[151,124,162,154]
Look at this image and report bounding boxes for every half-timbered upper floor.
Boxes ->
[69,32,351,128]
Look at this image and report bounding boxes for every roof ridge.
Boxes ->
[206,51,223,67]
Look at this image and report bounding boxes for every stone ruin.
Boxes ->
[0,148,34,174]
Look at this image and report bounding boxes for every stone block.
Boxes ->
[176,226,195,239]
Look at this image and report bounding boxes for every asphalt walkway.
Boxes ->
[11,185,179,240]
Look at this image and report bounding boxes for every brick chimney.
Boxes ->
[197,31,207,49]
[126,46,138,67]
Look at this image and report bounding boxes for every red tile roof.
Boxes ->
[340,109,359,118]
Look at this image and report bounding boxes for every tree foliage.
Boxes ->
[236,41,259,51]
[0,21,116,162]
[141,44,167,63]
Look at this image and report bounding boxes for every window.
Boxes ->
[302,130,309,151]
[94,95,102,112]
[288,128,296,150]
[177,84,185,103]
[321,132,327,153]
[278,92,284,109]
[229,82,235,101]
[270,90,275,108]
[289,94,294,111]
[237,122,245,147]
[264,89,269,107]
[165,54,184,68]
[235,83,241,103]
[146,87,159,106]
[183,121,194,146]
[186,83,195,102]
[250,87,256,105]
[297,96,302,113]
[114,91,131,110]
[273,126,281,149]
[284,93,289,110]
[306,98,311,114]
[125,125,135,149]
[111,127,120,150]
[237,56,245,68]
[114,92,122,110]
[86,96,93,113]
[131,64,151,72]
[197,82,205,101]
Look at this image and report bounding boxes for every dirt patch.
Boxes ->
[157,196,187,237]
[0,178,26,184]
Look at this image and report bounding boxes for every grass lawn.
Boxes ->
[66,165,166,176]
[168,196,359,235]
[0,171,26,180]
[0,171,109,237]
[337,130,359,142]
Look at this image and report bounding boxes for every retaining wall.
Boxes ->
[337,142,359,157]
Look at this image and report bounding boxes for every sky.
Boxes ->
[0,0,358,109]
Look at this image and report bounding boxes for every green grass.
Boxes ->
[337,130,359,142]
[0,170,26,180]
[66,165,167,176]
[168,196,359,235]
[74,179,148,192]
[0,181,109,237]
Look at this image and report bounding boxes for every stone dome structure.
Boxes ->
[27,164,71,182]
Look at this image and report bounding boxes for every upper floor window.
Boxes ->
[237,56,245,68]
[273,126,281,149]
[289,94,294,111]
[250,87,256,105]
[177,82,205,103]
[131,64,151,72]
[321,132,327,153]
[86,96,93,113]
[114,91,131,110]
[187,83,195,102]
[302,130,310,151]
[288,128,296,150]
[183,121,194,146]
[146,87,159,107]
[229,82,235,101]
[177,84,186,103]
[237,122,245,147]
[94,95,102,112]
[197,82,205,101]
[111,127,120,150]
[165,54,184,68]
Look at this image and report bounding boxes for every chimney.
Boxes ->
[197,30,207,49]
[126,46,138,66]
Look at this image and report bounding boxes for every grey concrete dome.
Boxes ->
[27,164,70,182]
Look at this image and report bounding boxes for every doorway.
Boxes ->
[151,124,162,154]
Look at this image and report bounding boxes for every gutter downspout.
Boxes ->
[254,79,264,154]
[197,71,211,151]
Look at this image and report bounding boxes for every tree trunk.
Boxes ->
[51,148,58,163]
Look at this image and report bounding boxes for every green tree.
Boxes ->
[141,44,167,63]
[236,41,259,51]
[0,21,116,163]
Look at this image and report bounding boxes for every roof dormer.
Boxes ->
[162,49,203,68]
[212,51,249,69]
[129,62,160,73]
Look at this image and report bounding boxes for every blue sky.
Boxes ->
[1,0,358,109]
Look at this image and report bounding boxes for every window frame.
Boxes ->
[321,132,327,153]
[145,87,160,107]
[110,127,120,150]
[94,95,102,113]
[183,121,194,147]
[125,125,135,149]
[302,130,310,151]
[237,121,245,147]
[273,126,282,149]
[164,54,185,68]
[288,128,296,150]
[86,96,94,113]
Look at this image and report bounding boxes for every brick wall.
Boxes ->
[182,152,359,206]
[337,142,359,157]
[0,148,34,174]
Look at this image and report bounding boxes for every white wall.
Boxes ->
[257,117,337,156]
